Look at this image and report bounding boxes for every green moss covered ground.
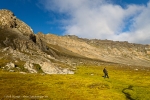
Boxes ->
[0,65,150,100]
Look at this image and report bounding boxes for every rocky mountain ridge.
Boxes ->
[38,33,150,66]
[0,9,150,74]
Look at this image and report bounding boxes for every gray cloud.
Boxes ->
[40,0,150,44]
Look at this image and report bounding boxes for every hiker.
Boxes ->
[103,67,109,78]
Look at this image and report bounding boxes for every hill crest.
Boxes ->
[0,9,150,74]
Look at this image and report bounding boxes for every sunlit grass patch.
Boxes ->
[0,65,150,99]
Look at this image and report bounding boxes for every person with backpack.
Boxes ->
[103,67,109,78]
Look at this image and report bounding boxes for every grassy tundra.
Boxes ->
[0,65,150,100]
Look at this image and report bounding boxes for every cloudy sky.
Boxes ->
[0,0,150,44]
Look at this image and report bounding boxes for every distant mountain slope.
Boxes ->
[37,33,150,67]
[0,9,150,74]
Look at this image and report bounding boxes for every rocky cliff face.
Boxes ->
[0,9,33,36]
[0,9,74,74]
[0,9,150,74]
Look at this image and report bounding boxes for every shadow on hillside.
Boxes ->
[122,85,137,100]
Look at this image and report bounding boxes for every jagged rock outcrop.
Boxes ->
[0,9,33,36]
[0,9,74,74]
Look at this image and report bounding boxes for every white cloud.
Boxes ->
[40,0,150,44]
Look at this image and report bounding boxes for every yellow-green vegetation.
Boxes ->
[0,65,150,100]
